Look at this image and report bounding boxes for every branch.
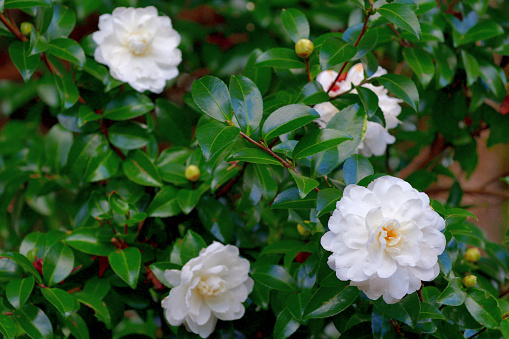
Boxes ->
[398,134,447,180]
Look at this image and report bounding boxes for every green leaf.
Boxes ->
[148,262,181,288]
[434,44,457,88]
[272,188,317,209]
[192,76,232,122]
[464,288,502,329]
[0,313,16,339]
[372,293,419,327]
[64,227,117,256]
[146,186,181,218]
[4,0,49,9]
[1,252,42,283]
[252,265,298,292]
[455,21,504,47]
[437,277,467,306]
[63,314,89,339]
[180,230,207,265]
[42,241,74,286]
[419,302,445,320]
[197,196,234,243]
[9,41,40,82]
[53,72,80,110]
[377,3,421,39]
[155,98,191,146]
[356,87,379,117]
[177,189,203,215]
[256,48,305,69]
[102,93,154,121]
[444,208,478,220]
[14,305,53,339]
[29,28,49,55]
[262,104,320,142]
[289,171,319,198]
[319,37,357,70]
[108,121,149,150]
[44,5,76,40]
[460,50,480,87]
[273,309,300,339]
[228,148,282,166]
[108,247,141,289]
[6,276,35,309]
[243,49,272,95]
[122,150,163,187]
[296,81,330,105]
[316,188,343,217]
[286,291,312,323]
[40,288,77,317]
[108,192,129,215]
[74,292,111,328]
[304,286,359,319]
[374,74,419,111]
[342,23,378,60]
[84,149,121,183]
[402,48,435,88]
[292,129,352,160]
[44,124,73,173]
[343,154,374,185]
[229,75,263,136]
[281,8,309,43]
[347,0,365,9]
[196,121,240,161]
[47,38,85,67]
[501,317,509,338]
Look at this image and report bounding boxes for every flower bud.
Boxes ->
[465,247,481,263]
[462,275,477,288]
[185,165,201,182]
[295,39,314,58]
[20,22,32,35]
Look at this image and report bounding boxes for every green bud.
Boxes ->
[465,247,481,263]
[185,165,201,182]
[20,22,32,36]
[462,275,477,288]
[295,39,314,58]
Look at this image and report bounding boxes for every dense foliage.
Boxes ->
[0,0,509,338]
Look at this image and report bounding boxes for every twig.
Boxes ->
[466,327,487,339]
[305,58,311,82]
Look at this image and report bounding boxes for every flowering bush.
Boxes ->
[0,0,509,338]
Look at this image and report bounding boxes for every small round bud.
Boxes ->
[462,275,477,288]
[465,247,481,263]
[295,39,314,58]
[185,165,201,182]
[20,22,32,35]
[297,224,309,236]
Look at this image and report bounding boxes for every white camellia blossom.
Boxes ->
[314,64,403,156]
[162,242,254,338]
[321,176,446,304]
[93,6,182,93]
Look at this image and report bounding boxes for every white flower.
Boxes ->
[357,121,395,157]
[321,176,446,304]
[314,102,340,128]
[93,6,182,93]
[162,242,254,338]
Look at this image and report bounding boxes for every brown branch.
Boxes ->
[398,134,447,180]
[0,13,27,41]
[445,0,459,13]
[305,58,311,82]
[466,327,487,339]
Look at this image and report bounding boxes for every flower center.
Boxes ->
[378,220,402,248]
[127,35,149,55]
[196,277,226,297]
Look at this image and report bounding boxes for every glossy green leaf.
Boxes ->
[47,38,85,67]
[444,208,477,220]
[122,150,163,187]
[44,124,73,173]
[6,276,35,309]
[41,288,77,317]
[53,72,80,110]
[343,154,374,185]
[372,293,420,327]
[197,196,234,243]
[273,309,300,339]
[304,286,359,319]
[252,265,298,292]
[43,241,75,286]
[4,0,50,9]
[356,87,379,117]
[84,149,121,183]
[155,98,191,146]
[146,186,181,217]
[243,48,272,95]
[402,48,435,88]
[256,48,305,69]
[102,93,154,121]
[29,28,49,55]
[44,5,76,40]
[289,170,319,198]
[437,277,467,306]
[281,8,309,43]
[148,262,181,288]
[1,252,42,283]
[180,230,207,265]
[177,188,203,215]
[419,302,445,320]
[228,148,282,166]
[460,50,480,87]
[14,305,53,339]
[64,227,117,256]
[192,76,232,122]
[0,313,16,339]
[319,37,357,70]
[378,3,421,39]
[272,188,317,209]
[286,291,312,323]
[375,74,419,111]
[87,191,110,219]
[296,81,330,105]
[196,121,239,161]
[108,121,149,150]
[63,314,89,339]
[108,247,141,289]
[108,192,129,215]
[230,75,263,136]
[347,0,366,9]
[342,23,378,60]
[455,21,504,47]
[74,292,111,328]
[262,104,320,142]
[434,44,457,88]
[464,288,502,329]
[292,129,352,160]
[9,41,40,82]
[316,188,343,217]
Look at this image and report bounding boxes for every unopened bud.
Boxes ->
[295,39,314,58]
[297,224,309,236]
[20,22,32,35]
[185,165,201,182]
[465,247,481,263]
[462,275,477,288]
